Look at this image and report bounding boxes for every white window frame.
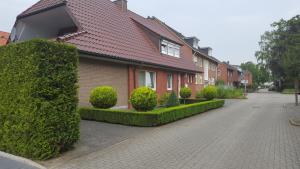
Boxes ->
[167,73,173,90]
[139,71,156,90]
[161,39,181,58]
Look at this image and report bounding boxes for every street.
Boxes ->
[54,91,300,169]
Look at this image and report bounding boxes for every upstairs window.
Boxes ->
[161,40,180,58]
[139,71,156,90]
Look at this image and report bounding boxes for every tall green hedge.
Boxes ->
[0,39,80,160]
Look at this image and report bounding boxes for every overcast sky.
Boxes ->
[1,0,299,65]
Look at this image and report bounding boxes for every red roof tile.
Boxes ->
[0,31,10,46]
[18,0,198,72]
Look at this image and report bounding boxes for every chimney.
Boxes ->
[113,0,127,11]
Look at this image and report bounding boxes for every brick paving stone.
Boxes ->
[54,91,300,169]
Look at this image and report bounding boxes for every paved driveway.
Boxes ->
[0,156,40,169]
[54,92,300,169]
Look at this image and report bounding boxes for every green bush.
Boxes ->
[215,80,225,86]
[158,92,170,106]
[179,98,207,104]
[90,86,117,109]
[130,87,157,111]
[80,100,225,127]
[165,91,180,107]
[196,90,204,99]
[202,86,217,100]
[216,86,227,99]
[282,88,296,94]
[180,87,192,99]
[0,39,80,160]
[216,86,244,99]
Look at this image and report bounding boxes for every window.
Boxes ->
[210,63,216,71]
[161,40,180,58]
[188,74,194,84]
[139,71,156,90]
[196,73,203,85]
[193,56,198,63]
[167,73,173,90]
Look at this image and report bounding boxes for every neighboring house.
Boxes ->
[218,62,242,87]
[155,20,220,93]
[243,70,253,87]
[0,31,10,46]
[10,0,200,108]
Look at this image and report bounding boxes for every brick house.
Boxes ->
[0,31,9,46]
[10,0,202,108]
[217,62,242,87]
[155,21,220,93]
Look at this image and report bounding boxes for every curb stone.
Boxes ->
[289,119,300,126]
[0,151,47,169]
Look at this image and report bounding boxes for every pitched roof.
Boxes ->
[18,0,198,72]
[0,31,10,46]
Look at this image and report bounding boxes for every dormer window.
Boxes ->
[193,39,199,49]
[161,40,180,58]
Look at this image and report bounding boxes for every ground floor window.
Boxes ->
[139,71,156,90]
[167,73,173,90]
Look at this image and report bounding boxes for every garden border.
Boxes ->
[80,100,225,127]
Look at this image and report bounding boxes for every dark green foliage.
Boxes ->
[130,87,157,111]
[90,86,117,109]
[180,87,192,99]
[215,80,225,86]
[179,98,207,104]
[198,86,244,99]
[202,86,217,100]
[0,39,80,160]
[80,100,225,127]
[165,91,180,107]
[158,92,170,106]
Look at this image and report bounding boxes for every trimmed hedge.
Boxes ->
[179,98,208,104]
[0,39,80,160]
[80,100,225,127]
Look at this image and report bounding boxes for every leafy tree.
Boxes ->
[240,61,270,88]
[256,15,300,105]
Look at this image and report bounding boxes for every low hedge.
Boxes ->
[179,98,207,104]
[80,100,225,127]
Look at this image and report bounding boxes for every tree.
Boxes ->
[256,15,300,105]
[240,61,270,88]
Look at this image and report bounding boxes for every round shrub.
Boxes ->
[90,86,117,109]
[202,85,217,100]
[180,87,192,99]
[130,87,157,111]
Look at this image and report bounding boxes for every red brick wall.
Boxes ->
[218,63,228,84]
[128,65,182,108]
